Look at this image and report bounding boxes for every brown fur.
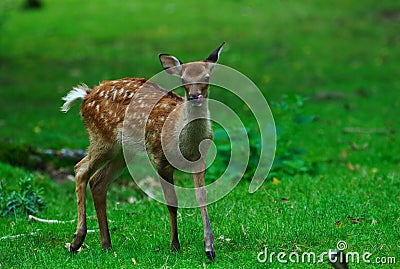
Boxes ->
[81,78,183,143]
[63,43,224,261]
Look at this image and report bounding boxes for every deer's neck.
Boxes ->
[182,101,211,135]
[177,101,212,160]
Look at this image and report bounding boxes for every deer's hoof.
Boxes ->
[70,233,85,253]
[69,242,82,253]
[170,242,181,252]
[102,246,113,252]
[206,250,216,261]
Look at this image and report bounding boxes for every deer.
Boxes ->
[61,43,225,261]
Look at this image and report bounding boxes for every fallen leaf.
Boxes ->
[336,220,343,228]
[350,141,359,150]
[131,258,138,266]
[342,150,349,158]
[347,162,354,171]
[217,235,231,243]
[280,198,289,203]
[348,217,362,224]
[371,219,378,225]
[272,177,281,185]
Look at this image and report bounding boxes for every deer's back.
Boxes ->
[81,78,184,148]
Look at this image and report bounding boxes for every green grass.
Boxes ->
[0,163,398,268]
[0,0,399,268]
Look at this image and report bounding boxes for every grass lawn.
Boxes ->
[0,0,399,268]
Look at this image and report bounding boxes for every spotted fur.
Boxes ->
[62,43,224,261]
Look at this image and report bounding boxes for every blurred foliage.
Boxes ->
[0,141,44,170]
[269,95,321,179]
[0,176,45,216]
[207,94,321,183]
[0,140,77,172]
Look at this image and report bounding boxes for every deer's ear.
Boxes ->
[159,54,183,76]
[205,42,225,63]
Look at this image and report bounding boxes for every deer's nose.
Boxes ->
[188,94,203,101]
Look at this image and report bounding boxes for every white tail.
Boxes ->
[61,84,91,112]
[62,43,224,261]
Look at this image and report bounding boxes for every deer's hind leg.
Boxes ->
[89,154,126,250]
[70,155,92,252]
[70,141,116,252]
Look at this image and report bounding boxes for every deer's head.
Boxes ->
[159,42,224,107]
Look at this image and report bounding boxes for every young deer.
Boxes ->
[61,43,224,261]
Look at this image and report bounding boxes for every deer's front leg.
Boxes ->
[192,167,215,261]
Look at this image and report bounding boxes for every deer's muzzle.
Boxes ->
[188,94,204,107]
